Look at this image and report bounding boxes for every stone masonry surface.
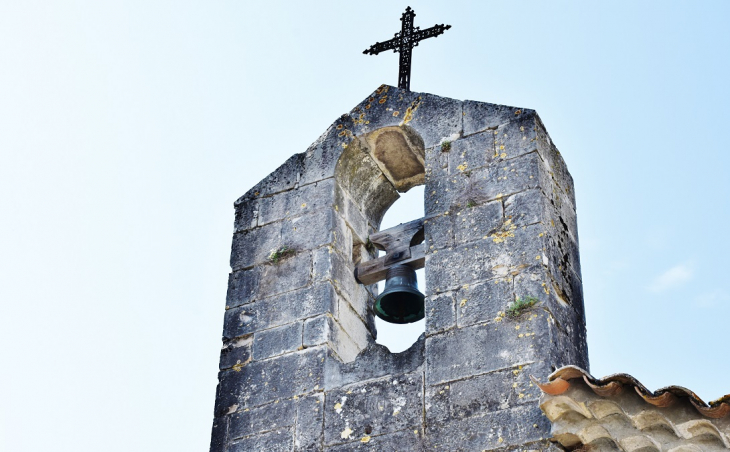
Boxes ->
[211,85,587,451]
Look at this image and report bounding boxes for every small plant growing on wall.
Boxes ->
[466,199,477,208]
[268,246,294,264]
[506,295,539,318]
[440,140,451,152]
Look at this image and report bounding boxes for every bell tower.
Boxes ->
[210,85,587,451]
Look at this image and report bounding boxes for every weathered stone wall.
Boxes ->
[211,85,587,451]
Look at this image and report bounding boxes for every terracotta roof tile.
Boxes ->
[533,366,730,451]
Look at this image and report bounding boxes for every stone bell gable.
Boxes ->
[211,84,588,451]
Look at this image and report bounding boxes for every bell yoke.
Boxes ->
[354,217,426,324]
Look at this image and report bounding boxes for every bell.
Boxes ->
[374,264,425,324]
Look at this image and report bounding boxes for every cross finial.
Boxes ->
[363,7,451,91]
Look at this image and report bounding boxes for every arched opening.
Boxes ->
[333,125,427,356]
[375,185,426,353]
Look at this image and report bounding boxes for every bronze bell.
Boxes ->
[373,264,425,324]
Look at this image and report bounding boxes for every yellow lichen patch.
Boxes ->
[392,111,399,117]
[515,109,522,115]
[500,153,507,158]
[490,221,517,243]
[232,362,244,372]
[515,325,520,330]
[361,436,371,443]
[498,437,504,443]
[334,402,342,411]
[399,96,421,126]
[341,427,353,439]
[378,96,388,104]
[494,311,505,322]
[460,299,467,307]
[456,162,468,172]
[301,203,307,208]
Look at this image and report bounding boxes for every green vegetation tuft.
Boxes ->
[268,246,294,264]
[506,296,539,318]
[441,141,451,152]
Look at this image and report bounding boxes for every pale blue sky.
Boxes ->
[1,1,728,451]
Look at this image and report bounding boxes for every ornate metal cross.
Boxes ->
[363,7,451,91]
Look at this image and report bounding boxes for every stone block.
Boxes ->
[261,250,312,294]
[336,298,370,351]
[504,188,544,228]
[228,398,297,441]
[324,338,424,390]
[230,221,283,271]
[257,178,335,226]
[426,363,549,425]
[295,393,324,450]
[237,153,306,202]
[448,131,494,175]
[324,429,423,451]
[282,208,352,257]
[324,372,423,445]
[424,172,459,217]
[457,278,514,328]
[425,312,559,384]
[300,116,357,187]
[219,335,253,371]
[227,250,313,309]
[425,291,456,336]
[535,117,575,209]
[346,85,422,136]
[424,143,450,176]
[254,282,337,333]
[453,199,503,245]
[404,94,463,149]
[222,305,257,340]
[424,213,453,251]
[495,114,539,160]
[463,100,530,136]
[334,183,372,242]
[303,315,329,348]
[254,322,303,360]
[233,198,259,233]
[228,429,293,452]
[328,316,362,363]
[215,346,326,414]
[425,404,551,451]
[313,246,370,321]
[209,416,227,452]
[426,223,545,294]
[426,151,544,218]
[225,268,259,309]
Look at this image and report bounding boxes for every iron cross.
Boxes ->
[363,7,451,91]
